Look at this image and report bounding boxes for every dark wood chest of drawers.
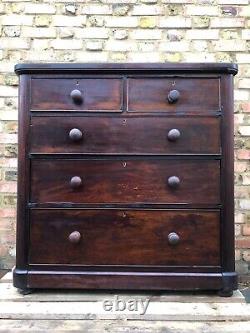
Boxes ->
[14,63,238,296]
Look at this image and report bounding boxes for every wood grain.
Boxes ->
[29,209,220,266]
[128,78,220,112]
[30,116,221,155]
[30,159,221,204]
[31,78,123,111]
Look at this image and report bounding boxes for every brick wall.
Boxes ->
[0,0,249,275]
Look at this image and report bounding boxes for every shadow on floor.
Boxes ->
[0,270,8,279]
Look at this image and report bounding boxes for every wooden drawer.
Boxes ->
[30,116,221,155]
[30,159,220,205]
[128,78,220,113]
[30,78,123,111]
[29,209,220,266]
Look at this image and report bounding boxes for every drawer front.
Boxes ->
[30,116,221,155]
[31,78,123,111]
[30,159,220,204]
[128,78,220,113]
[29,209,220,266]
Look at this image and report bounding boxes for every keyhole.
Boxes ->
[122,119,127,126]
[172,80,176,86]
[123,162,127,168]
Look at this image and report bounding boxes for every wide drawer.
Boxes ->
[29,209,220,266]
[30,159,220,204]
[30,116,221,155]
[128,78,220,113]
[30,78,123,111]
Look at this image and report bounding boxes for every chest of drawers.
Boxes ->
[13,63,238,296]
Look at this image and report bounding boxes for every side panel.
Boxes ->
[220,74,235,274]
[13,74,31,288]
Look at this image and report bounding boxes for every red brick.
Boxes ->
[0,229,15,243]
[241,103,250,112]
[0,208,16,218]
[243,225,250,236]
[0,219,13,230]
[0,182,17,193]
[236,149,250,160]
[236,238,250,249]
[0,247,8,257]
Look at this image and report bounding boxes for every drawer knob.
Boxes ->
[68,231,81,244]
[70,176,82,189]
[168,232,180,245]
[167,176,180,188]
[167,128,181,142]
[70,89,83,104]
[167,89,180,104]
[69,128,83,142]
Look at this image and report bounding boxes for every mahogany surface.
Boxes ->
[30,116,221,155]
[31,78,123,111]
[13,63,237,295]
[29,209,220,266]
[30,159,220,204]
[128,77,220,112]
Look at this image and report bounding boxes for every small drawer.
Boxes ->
[30,159,220,205]
[128,78,220,113]
[30,78,123,111]
[29,209,220,266]
[30,116,221,155]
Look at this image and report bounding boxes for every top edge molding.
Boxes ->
[14,62,238,76]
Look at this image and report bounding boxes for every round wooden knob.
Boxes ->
[69,128,83,142]
[167,89,180,103]
[167,129,181,142]
[70,176,82,189]
[70,89,83,104]
[168,232,180,245]
[167,176,180,188]
[68,231,81,244]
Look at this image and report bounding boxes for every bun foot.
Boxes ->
[17,288,33,295]
[217,289,233,297]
